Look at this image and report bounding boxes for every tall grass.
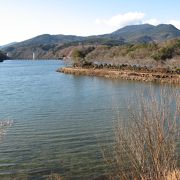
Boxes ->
[103,88,180,180]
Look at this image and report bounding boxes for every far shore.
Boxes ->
[57,67,180,84]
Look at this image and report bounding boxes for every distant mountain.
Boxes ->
[0,42,17,49]
[16,34,85,47]
[2,24,180,59]
[110,24,180,43]
[2,34,87,59]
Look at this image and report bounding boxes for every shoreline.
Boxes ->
[57,67,180,84]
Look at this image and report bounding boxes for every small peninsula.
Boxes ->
[57,65,180,84]
[57,38,180,84]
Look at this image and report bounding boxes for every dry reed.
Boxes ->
[103,87,180,180]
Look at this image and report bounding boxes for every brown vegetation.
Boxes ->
[57,67,180,84]
[103,88,180,180]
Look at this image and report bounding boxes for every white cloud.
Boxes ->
[95,12,180,31]
[168,20,180,29]
[144,18,161,26]
[95,12,145,28]
[144,18,180,29]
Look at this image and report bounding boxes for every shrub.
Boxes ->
[71,46,95,66]
[71,49,85,60]
[175,68,180,74]
[152,46,175,61]
[103,88,180,180]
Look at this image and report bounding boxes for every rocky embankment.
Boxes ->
[57,67,180,84]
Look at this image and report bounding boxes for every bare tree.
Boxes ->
[103,87,180,180]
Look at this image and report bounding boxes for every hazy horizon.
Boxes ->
[1,0,180,45]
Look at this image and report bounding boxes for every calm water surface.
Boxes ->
[0,60,176,179]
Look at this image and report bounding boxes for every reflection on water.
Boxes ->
[0,120,14,139]
[0,60,178,179]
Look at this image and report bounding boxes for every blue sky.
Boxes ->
[0,0,180,45]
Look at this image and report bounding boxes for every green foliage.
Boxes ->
[71,49,85,61]
[172,39,180,49]
[175,68,180,74]
[71,46,95,65]
[152,39,180,60]
[152,46,174,60]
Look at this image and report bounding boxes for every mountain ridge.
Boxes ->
[2,24,180,59]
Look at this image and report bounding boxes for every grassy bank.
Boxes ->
[57,67,180,84]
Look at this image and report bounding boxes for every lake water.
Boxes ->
[0,60,177,179]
